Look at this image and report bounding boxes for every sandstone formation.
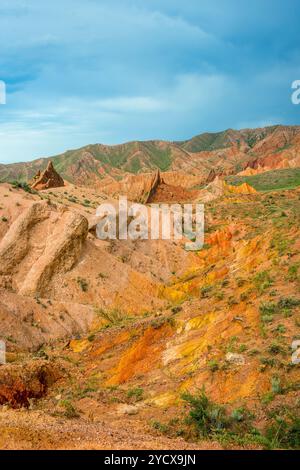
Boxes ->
[101,169,200,203]
[0,201,88,297]
[197,176,257,202]
[31,161,64,190]
[101,169,162,203]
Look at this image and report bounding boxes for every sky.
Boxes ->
[0,0,300,163]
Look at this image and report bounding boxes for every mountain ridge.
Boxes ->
[1,124,300,188]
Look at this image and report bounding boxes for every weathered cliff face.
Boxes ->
[196,176,257,202]
[161,171,205,189]
[101,168,204,203]
[100,169,162,203]
[0,183,198,351]
[0,201,88,297]
[31,161,64,191]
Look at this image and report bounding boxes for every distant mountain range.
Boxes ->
[1,125,300,188]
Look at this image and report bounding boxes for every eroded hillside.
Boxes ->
[0,170,299,449]
[1,125,300,188]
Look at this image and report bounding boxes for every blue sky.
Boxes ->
[0,0,300,163]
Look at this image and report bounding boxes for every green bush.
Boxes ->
[253,271,273,294]
[182,389,229,437]
[266,413,300,449]
[126,387,144,402]
[11,181,34,193]
[60,400,80,419]
[77,277,89,292]
[207,359,219,372]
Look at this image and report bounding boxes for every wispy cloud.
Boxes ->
[0,0,299,162]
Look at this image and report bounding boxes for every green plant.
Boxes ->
[271,376,282,394]
[171,305,182,314]
[207,359,219,372]
[265,412,300,449]
[11,181,35,193]
[259,302,276,323]
[278,297,300,309]
[182,389,229,437]
[60,400,80,419]
[96,308,125,325]
[76,277,89,292]
[126,387,144,402]
[200,285,213,298]
[253,271,273,294]
[275,324,286,334]
[181,389,257,445]
[268,341,284,355]
[151,420,170,434]
[288,264,299,282]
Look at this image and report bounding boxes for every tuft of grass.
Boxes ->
[253,271,273,295]
[265,411,300,449]
[96,307,125,325]
[207,359,219,372]
[59,400,80,419]
[126,387,144,402]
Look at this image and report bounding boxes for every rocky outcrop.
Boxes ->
[101,169,200,203]
[0,201,51,274]
[31,161,64,190]
[101,169,162,203]
[0,201,88,297]
[197,176,257,202]
[0,360,59,408]
[19,210,88,297]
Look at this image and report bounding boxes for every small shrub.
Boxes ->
[11,181,34,193]
[77,277,89,292]
[97,308,125,325]
[271,376,282,394]
[265,413,300,449]
[60,400,79,419]
[275,324,286,334]
[268,341,284,355]
[182,389,228,437]
[288,264,299,282]
[278,297,300,309]
[253,271,273,294]
[200,285,213,299]
[207,359,219,372]
[151,420,170,434]
[171,305,182,314]
[259,302,276,323]
[126,387,144,402]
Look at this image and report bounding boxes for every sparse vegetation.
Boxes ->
[77,277,89,292]
[126,387,144,402]
[59,400,80,419]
